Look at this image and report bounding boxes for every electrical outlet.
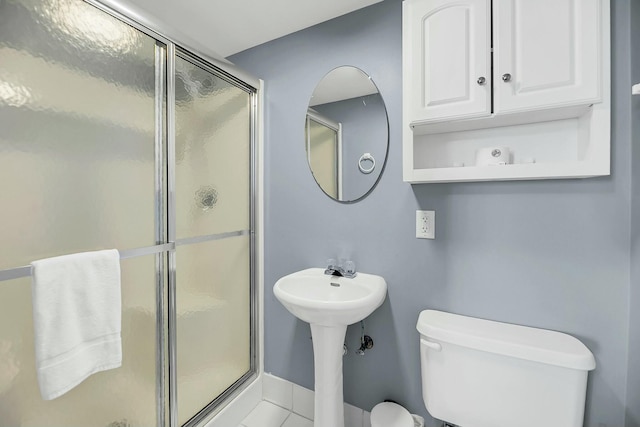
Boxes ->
[416,210,435,239]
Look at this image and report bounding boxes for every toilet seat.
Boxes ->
[370,402,414,427]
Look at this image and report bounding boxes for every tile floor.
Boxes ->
[238,374,373,427]
[239,401,373,427]
[239,401,313,427]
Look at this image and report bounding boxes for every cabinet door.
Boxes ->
[404,0,491,123]
[493,0,602,113]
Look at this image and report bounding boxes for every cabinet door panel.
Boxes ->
[494,0,602,113]
[405,0,491,123]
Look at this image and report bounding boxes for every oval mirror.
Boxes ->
[305,66,388,202]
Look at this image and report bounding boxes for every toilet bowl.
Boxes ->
[370,402,414,427]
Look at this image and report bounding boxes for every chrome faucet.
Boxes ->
[324,258,357,278]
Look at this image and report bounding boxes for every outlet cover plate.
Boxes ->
[416,210,435,239]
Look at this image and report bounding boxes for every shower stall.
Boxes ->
[0,0,259,426]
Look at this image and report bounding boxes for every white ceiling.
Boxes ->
[310,66,378,106]
[105,0,383,59]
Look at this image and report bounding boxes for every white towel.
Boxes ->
[30,249,122,400]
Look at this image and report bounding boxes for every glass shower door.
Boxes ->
[173,54,254,426]
[0,1,257,426]
[0,0,161,425]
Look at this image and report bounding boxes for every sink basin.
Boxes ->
[273,267,387,427]
[273,267,387,326]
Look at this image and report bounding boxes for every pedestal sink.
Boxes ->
[274,268,387,427]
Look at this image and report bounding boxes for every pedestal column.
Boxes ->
[310,323,347,427]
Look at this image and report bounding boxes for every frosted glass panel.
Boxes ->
[175,56,251,239]
[0,0,159,425]
[0,256,158,426]
[0,0,157,270]
[306,118,338,199]
[176,237,251,425]
[0,1,256,425]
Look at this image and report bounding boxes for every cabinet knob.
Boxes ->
[477,76,486,85]
[502,73,512,82]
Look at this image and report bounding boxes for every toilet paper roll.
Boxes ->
[475,146,511,166]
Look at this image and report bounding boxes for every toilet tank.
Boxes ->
[416,310,595,427]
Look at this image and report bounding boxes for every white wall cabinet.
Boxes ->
[402,0,610,183]
[405,0,491,123]
[493,0,602,114]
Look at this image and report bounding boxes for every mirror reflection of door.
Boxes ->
[305,110,342,199]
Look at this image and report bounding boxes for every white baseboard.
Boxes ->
[262,373,372,427]
[203,376,263,427]
[205,373,425,427]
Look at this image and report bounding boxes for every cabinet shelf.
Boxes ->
[410,104,592,136]
[407,162,609,184]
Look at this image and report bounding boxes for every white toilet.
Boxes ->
[416,310,596,427]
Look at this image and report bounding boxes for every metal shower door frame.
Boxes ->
[84,2,260,426]
[0,0,260,424]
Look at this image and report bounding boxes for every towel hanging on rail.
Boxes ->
[30,249,122,400]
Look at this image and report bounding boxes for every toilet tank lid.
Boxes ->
[416,310,596,371]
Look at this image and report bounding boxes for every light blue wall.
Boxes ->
[627,0,640,424]
[231,1,633,426]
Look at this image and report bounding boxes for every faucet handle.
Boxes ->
[344,260,356,275]
[326,258,337,269]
